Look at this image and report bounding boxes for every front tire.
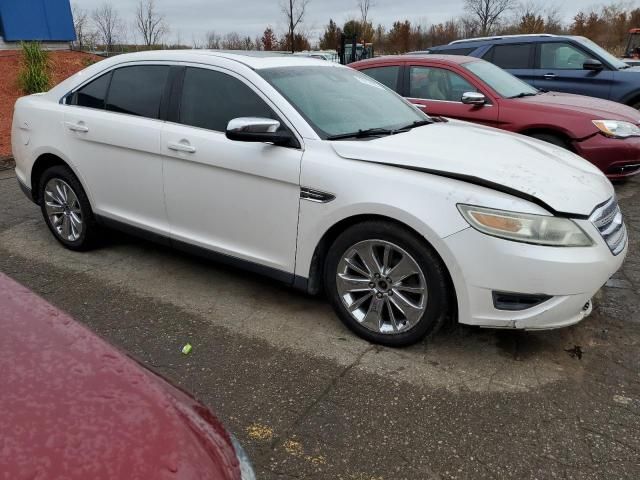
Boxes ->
[528,133,570,150]
[324,221,450,347]
[38,165,98,251]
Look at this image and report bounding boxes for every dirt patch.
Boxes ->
[0,50,103,156]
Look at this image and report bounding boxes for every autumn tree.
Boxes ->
[319,20,341,50]
[387,20,412,53]
[261,27,278,51]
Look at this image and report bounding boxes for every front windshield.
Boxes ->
[259,66,428,139]
[463,60,538,98]
[573,36,628,69]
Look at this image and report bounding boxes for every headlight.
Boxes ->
[592,120,640,138]
[457,205,593,247]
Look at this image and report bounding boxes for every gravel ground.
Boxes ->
[0,167,638,479]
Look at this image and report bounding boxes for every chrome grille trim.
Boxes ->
[590,197,627,255]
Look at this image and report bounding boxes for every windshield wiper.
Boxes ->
[509,92,538,98]
[327,128,395,141]
[327,120,433,141]
[395,119,433,130]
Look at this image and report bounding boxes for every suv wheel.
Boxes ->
[324,221,450,347]
[38,165,98,251]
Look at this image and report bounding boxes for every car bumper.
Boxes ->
[16,174,36,203]
[574,134,640,179]
[443,225,627,330]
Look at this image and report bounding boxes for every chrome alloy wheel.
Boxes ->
[336,240,427,334]
[44,178,83,242]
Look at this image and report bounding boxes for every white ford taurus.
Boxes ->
[12,51,627,346]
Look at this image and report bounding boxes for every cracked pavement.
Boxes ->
[1,164,639,479]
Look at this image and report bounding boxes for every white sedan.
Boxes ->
[12,51,627,346]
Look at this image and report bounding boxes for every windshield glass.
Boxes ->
[258,66,428,139]
[573,36,628,69]
[463,60,538,98]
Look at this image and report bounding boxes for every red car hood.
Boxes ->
[516,91,640,122]
[0,273,241,480]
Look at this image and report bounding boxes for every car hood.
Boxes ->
[516,91,640,122]
[0,273,241,480]
[331,121,613,217]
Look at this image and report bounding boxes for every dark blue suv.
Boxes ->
[426,34,640,109]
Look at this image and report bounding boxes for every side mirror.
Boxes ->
[583,59,604,71]
[461,92,486,105]
[226,117,293,146]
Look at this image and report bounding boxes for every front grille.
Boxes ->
[591,197,627,255]
[607,163,640,176]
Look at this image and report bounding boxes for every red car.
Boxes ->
[0,273,255,480]
[352,55,640,179]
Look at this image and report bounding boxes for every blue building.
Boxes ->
[0,0,76,49]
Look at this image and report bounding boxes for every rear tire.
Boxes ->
[324,221,450,347]
[38,165,99,251]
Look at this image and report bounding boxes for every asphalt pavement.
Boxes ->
[1,164,638,479]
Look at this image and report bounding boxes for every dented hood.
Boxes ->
[331,121,613,217]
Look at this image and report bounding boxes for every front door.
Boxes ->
[161,66,302,275]
[533,42,614,99]
[405,65,499,126]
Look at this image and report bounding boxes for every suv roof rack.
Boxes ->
[449,33,557,45]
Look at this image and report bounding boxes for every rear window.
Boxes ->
[71,72,111,109]
[105,65,169,119]
[484,44,533,69]
[359,66,401,91]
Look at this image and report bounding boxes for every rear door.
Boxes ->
[482,43,537,86]
[63,64,171,234]
[404,64,498,126]
[533,41,614,99]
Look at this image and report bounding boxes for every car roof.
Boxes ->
[437,34,577,48]
[97,49,338,70]
[0,272,240,479]
[352,54,479,67]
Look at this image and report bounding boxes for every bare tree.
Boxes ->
[358,0,373,26]
[205,31,221,49]
[464,0,516,35]
[92,3,123,53]
[222,32,243,50]
[72,3,90,50]
[135,0,169,47]
[281,0,310,53]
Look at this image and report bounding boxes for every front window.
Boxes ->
[540,43,588,70]
[179,67,277,132]
[258,66,428,139]
[573,36,628,70]
[463,60,538,98]
[409,66,477,102]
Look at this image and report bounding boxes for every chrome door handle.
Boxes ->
[167,141,196,153]
[65,121,89,133]
[543,73,557,80]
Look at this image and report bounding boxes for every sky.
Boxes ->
[75,0,637,45]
